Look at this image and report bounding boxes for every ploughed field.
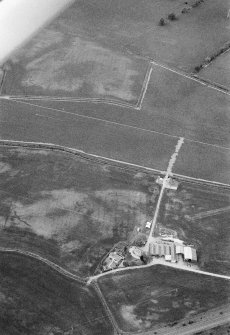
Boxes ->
[158,182,230,275]
[0,253,113,335]
[0,146,159,277]
[98,265,230,333]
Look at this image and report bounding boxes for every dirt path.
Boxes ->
[145,137,184,250]
[0,247,86,284]
[150,60,230,97]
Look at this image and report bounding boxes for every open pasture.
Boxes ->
[0,146,159,276]
[98,265,230,332]
[158,182,230,275]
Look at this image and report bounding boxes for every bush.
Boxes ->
[159,18,165,26]
[168,13,176,20]
[194,65,202,72]
[182,8,189,14]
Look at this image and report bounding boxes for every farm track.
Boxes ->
[1,139,230,190]
[150,60,230,97]
[136,61,153,109]
[0,247,86,285]
[136,306,230,335]
[187,205,230,221]
[145,137,184,250]
[92,282,121,335]
[1,94,137,110]
[2,97,230,153]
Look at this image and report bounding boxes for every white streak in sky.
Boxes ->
[0,0,74,64]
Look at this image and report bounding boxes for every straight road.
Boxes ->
[144,310,230,335]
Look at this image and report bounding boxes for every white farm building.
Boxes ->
[184,246,197,262]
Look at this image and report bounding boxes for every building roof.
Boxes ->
[129,246,143,259]
[146,221,151,229]
[110,252,123,263]
[176,245,184,254]
[162,237,184,245]
[184,247,197,261]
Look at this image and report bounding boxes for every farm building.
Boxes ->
[149,242,176,262]
[145,221,151,229]
[184,247,197,262]
[165,255,172,262]
[162,237,184,245]
[129,246,143,259]
[103,252,124,271]
[156,176,179,190]
[171,244,177,263]
[176,245,184,254]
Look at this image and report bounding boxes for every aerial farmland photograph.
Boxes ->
[0,0,230,334]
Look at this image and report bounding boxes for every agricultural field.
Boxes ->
[0,145,160,277]
[173,140,230,184]
[157,181,230,275]
[0,253,113,335]
[199,50,230,88]
[0,99,177,171]
[142,65,230,147]
[2,0,229,98]
[98,265,230,333]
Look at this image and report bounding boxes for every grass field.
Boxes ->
[2,0,150,102]
[0,99,177,171]
[173,140,230,184]
[0,146,160,276]
[158,182,230,275]
[2,0,229,98]
[200,50,230,88]
[98,265,230,332]
[142,65,230,147]
[0,253,113,335]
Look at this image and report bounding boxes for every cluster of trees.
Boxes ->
[159,13,177,26]
[194,41,230,73]
[159,0,205,26]
[191,0,204,8]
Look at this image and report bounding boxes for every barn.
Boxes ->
[184,246,197,262]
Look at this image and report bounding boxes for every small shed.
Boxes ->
[146,221,151,229]
[165,254,172,262]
